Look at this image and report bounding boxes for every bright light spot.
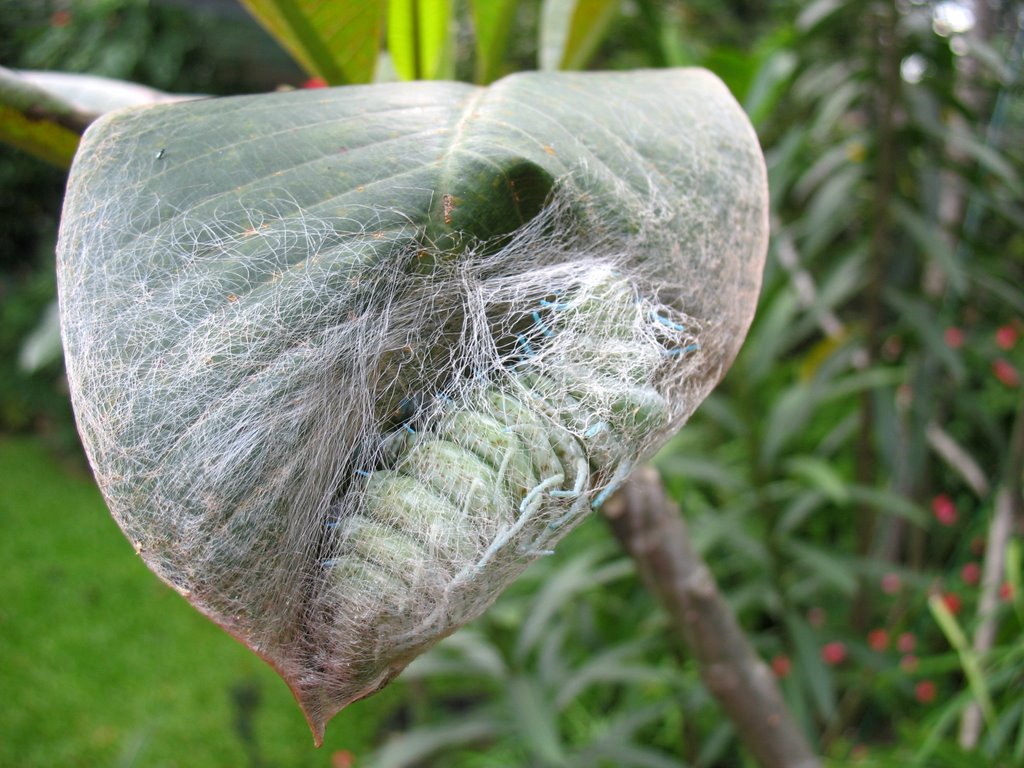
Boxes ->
[950,35,969,56]
[933,1,975,37]
[901,53,927,83]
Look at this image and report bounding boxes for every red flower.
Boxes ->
[881,572,901,594]
[900,654,918,672]
[931,494,957,526]
[303,76,328,89]
[993,359,1021,388]
[915,680,937,703]
[961,562,981,586]
[944,327,965,349]
[867,628,889,652]
[331,750,355,768]
[50,9,72,27]
[771,654,792,679]
[942,592,963,615]
[995,324,1018,350]
[821,641,847,666]
[1000,582,1015,602]
[897,632,916,653]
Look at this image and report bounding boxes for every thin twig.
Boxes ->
[926,421,990,498]
[603,466,821,768]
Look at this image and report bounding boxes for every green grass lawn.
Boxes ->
[0,437,403,767]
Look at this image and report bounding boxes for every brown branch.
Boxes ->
[603,466,821,768]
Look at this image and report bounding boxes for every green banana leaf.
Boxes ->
[539,0,622,71]
[57,69,768,743]
[237,0,385,84]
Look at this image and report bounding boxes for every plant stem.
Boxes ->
[851,0,901,634]
[603,466,821,768]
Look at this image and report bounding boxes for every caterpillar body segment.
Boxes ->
[322,270,701,687]
[361,471,472,556]
[437,410,542,500]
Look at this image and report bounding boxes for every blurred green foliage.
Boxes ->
[1,1,1022,766]
[0,436,410,767]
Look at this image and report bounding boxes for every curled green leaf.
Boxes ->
[57,69,768,742]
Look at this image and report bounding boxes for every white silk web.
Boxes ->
[58,74,768,741]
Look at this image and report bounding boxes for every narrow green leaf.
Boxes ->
[539,0,621,71]
[885,288,966,381]
[18,301,62,373]
[388,0,454,80]
[509,676,566,766]
[1016,701,1024,763]
[809,80,864,143]
[1008,538,1024,627]
[891,200,967,295]
[575,703,678,766]
[653,454,748,492]
[744,50,797,128]
[785,611,837,721]
[697,721,739,766]
[785,539,858,595]
[554,639,662,709]
[929,594,997,732]
[987,699,1024,758]
[974,272,1024,315]
[798,163,863,260]
[784,455,850,504]
[371,718,503,768]
[776,488,828,534]
[761,367,904,466]
[516,554,632,660]
[796,0,845,30]
[239,0,385,84]
[404,629,508,680]
[470,0,517,84]
[945,125,1022,194]
[845,484,926,526]
[744,286,800,383]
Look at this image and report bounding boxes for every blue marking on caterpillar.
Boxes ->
[538,299,572,311]
[663,343,700,357]
[531,311,554,337]
[519,475,564,515]
[590,461,634,509]
[652,310,687,332]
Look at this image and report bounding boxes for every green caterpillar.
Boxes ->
[318,269,698,691]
